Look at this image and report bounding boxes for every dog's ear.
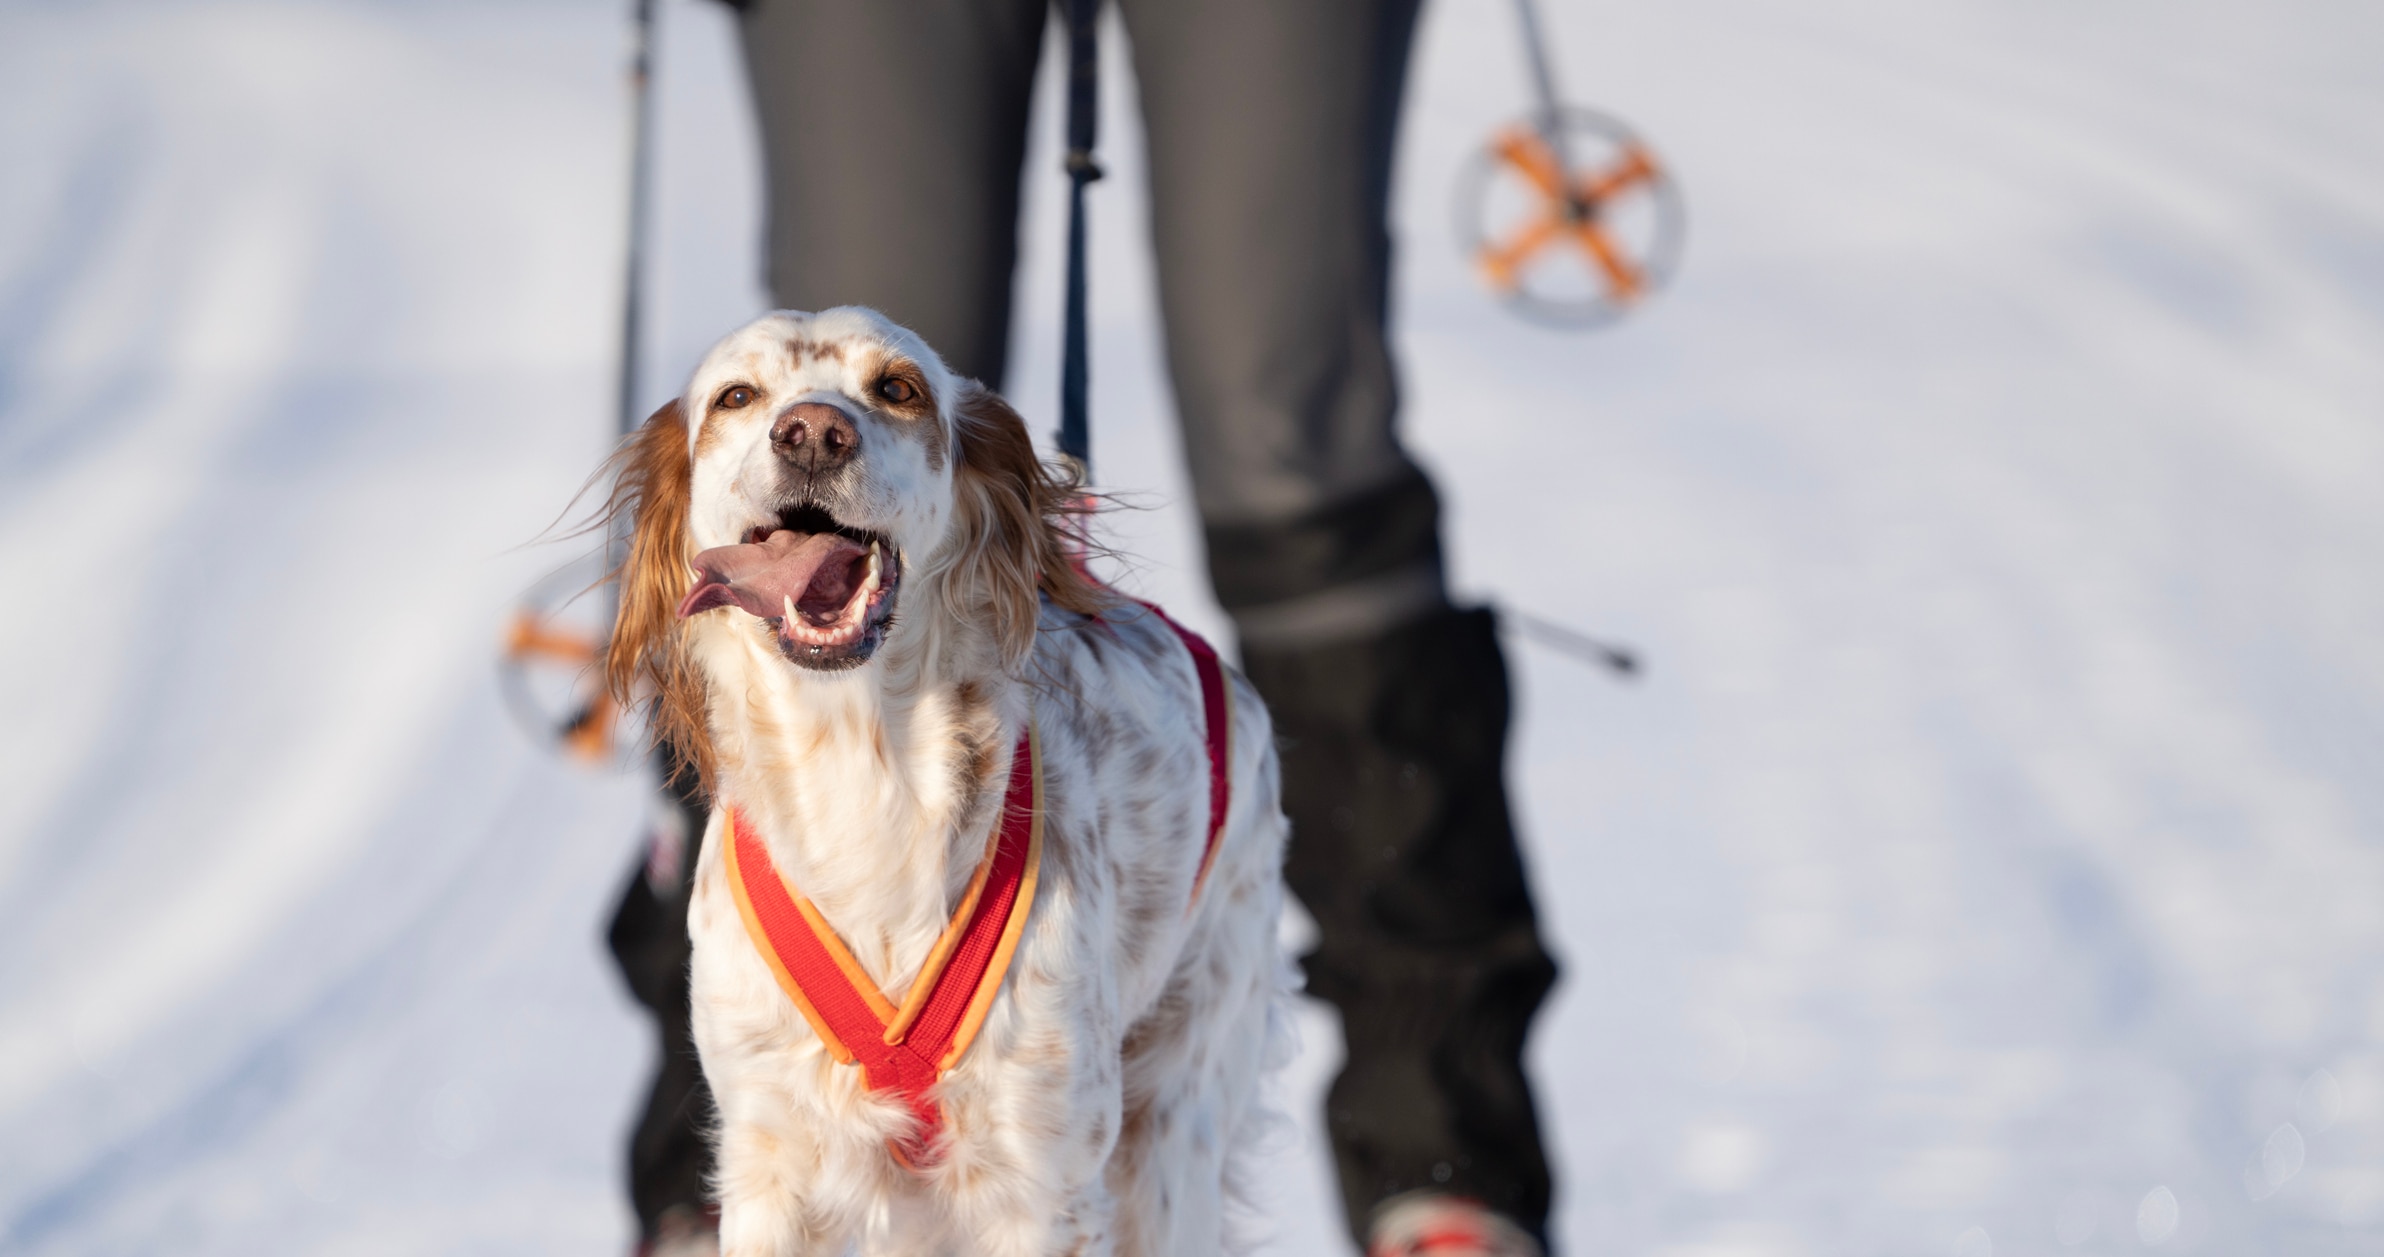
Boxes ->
[949,382,1110,666]
[603,399,713,792]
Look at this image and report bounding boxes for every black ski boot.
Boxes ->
[609,752,719,1255]
[1240,605,1559,1249]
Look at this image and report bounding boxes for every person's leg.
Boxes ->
[608,755,717,1249]
[1113,0,1560,1243]
[1238,607,1558,1246]
[736,0,1049,386]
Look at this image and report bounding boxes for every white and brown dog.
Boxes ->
[600,308,1290,1257]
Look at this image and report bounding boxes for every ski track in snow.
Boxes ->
[3,1,2382,1254]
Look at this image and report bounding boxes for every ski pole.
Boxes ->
[580,0,660,761]
[1509,0,1573,179]
[619,0,657,443]
[1502,604,1640,679]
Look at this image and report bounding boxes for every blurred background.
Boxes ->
[5,0,2383,1253]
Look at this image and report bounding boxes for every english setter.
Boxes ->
[599,308,1290,1257]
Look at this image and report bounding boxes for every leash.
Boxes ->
[1056,0,1103,477]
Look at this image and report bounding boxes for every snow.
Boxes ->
[4,1,2383,1254]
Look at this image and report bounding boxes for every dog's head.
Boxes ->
[602,309,1105,780]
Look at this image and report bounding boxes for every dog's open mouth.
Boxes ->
[674,504,902,669]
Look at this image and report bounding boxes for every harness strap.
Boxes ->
[1144,609,1233,901]
[724,730,1043,1167]
[1048,0,1228,896]
[721,609,1229,1169]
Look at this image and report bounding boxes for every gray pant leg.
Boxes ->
[1118,5,1558,1244]
[737,0,1046,386]
[1115,0,1443,646]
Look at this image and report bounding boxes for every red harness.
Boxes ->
[723,613,1231,1166]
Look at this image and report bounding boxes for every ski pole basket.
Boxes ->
[500,554,642,769]
[1459,105,1683,326]
[1459,0,1683,326]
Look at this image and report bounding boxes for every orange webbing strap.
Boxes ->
[1138,605,1233,903]
[724,729,1044,1168]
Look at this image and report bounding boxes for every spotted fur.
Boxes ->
[598,308,1293,1257]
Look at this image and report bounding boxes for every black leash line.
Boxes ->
[1056,0,1103,478]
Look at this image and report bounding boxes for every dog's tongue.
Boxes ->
[676,530,871,622]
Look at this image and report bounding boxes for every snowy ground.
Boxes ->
[5,1,2384,1254]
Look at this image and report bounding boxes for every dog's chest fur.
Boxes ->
[683,604,1280,1252]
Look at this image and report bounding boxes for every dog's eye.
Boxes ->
[716,385,756,410]
[877,377,914,405]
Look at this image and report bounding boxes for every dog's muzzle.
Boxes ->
[676,503,902,670]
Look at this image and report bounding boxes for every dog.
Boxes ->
[599,307,1291,1257]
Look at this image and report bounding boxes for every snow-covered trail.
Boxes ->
[4,1,2384,1255]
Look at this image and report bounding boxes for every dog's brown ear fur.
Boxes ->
[603,399,714,793]
[950,383,1111,666]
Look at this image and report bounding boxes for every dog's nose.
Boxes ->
[770,402,859,474]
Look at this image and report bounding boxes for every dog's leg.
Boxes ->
[1108,854,1292,1255]
[929,1115,1124,1257]
[916,1160,1118,1257]
[993,1183,1120,1257]
[1050,1188,1123,1257]
[933,1050,1127,1257]
[714,1112,844,1257]
[853,1194,948,1257]
[1109,1091,1211,1257]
